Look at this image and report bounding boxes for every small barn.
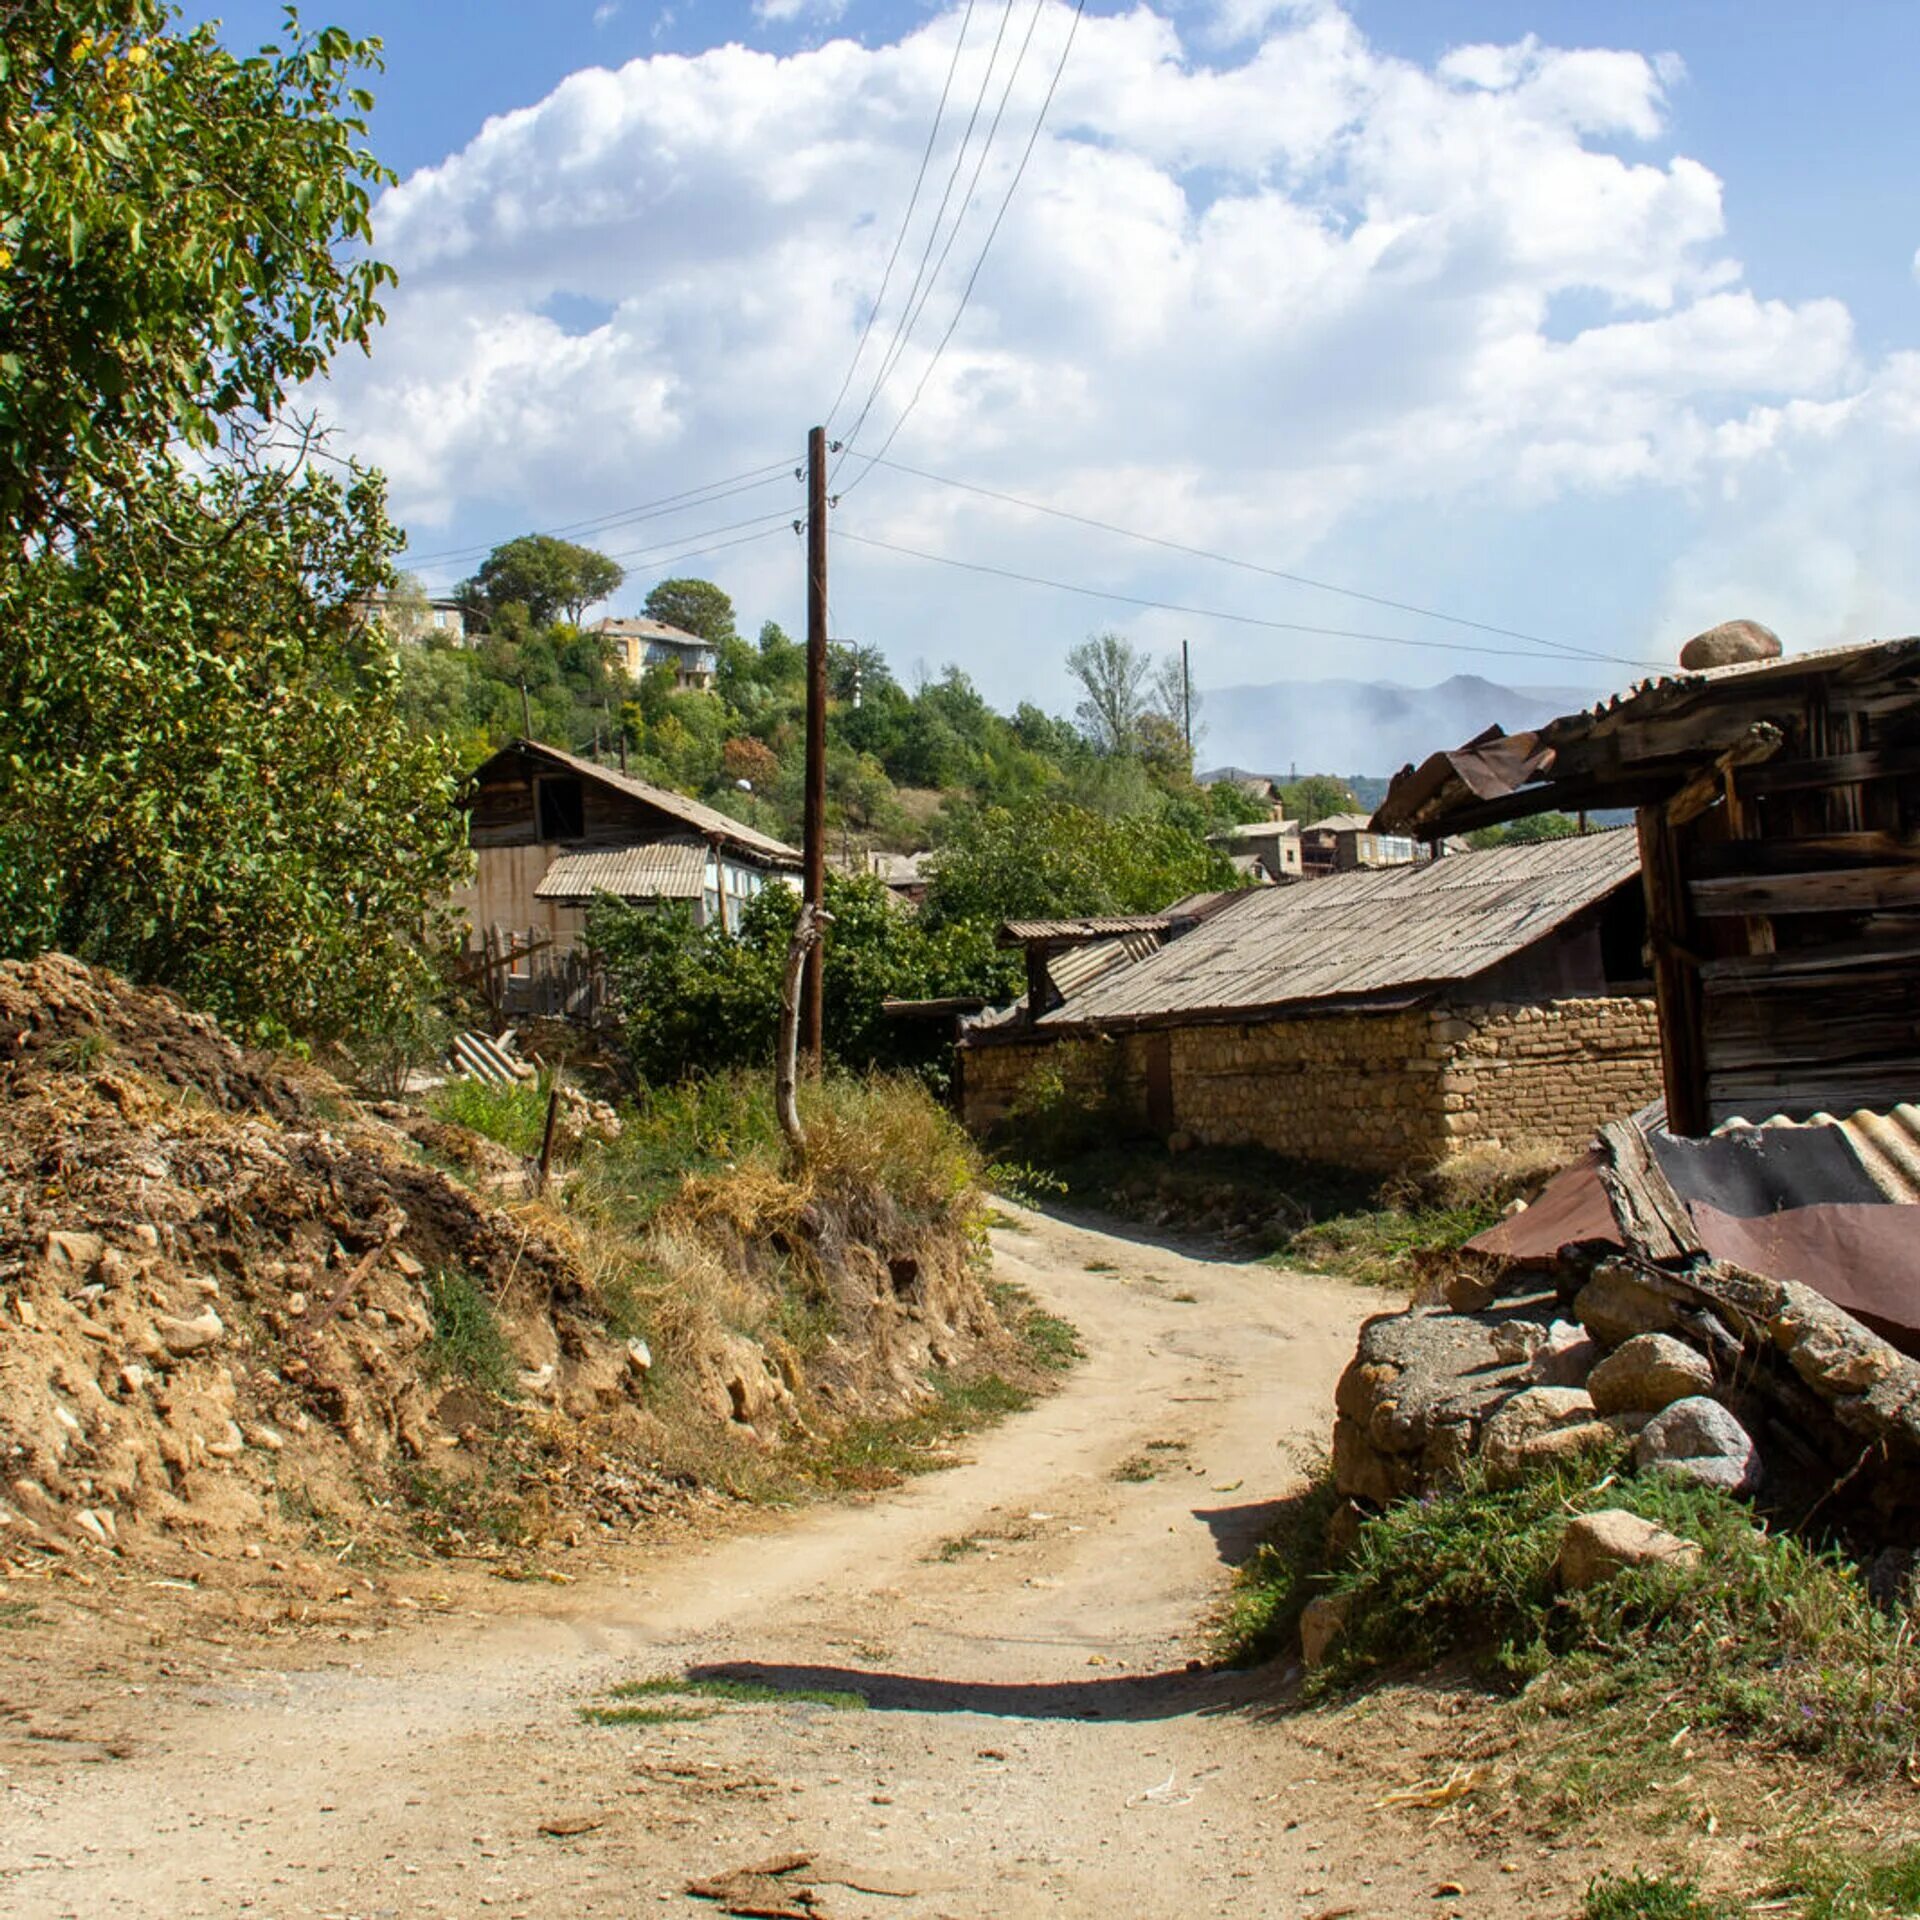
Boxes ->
[958,832,1660,1173]
[456,739,800,1010]
[1374,637,1920,1133]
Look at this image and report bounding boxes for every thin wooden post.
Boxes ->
[802,425,829,1072]
[1637,807,1710,1137]
[535,1075,563,1194]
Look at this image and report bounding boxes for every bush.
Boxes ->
[429,1074,553,1159]
[424,1270,515,1394]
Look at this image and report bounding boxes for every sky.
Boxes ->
[186,0,1920,715]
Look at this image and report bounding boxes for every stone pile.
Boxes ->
[1329,1250,1920,1546]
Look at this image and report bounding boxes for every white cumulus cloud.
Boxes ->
[319,2,1920,697]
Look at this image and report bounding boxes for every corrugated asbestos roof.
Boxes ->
[507,739,800,865]
[1715,1104,1920,1204]
[534,840,708,901]
[1048,931,1163,998]
[999,915,1176,944]
[1039,829,1640,1030]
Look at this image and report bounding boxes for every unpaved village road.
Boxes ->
[3,1207,1603,1919]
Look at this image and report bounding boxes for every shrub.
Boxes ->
[424,1269,515,1394]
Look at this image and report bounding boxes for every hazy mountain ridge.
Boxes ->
[1198,674,1604,783]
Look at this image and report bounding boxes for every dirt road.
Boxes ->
[2,1206,1595,1918]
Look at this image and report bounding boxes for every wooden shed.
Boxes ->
[1374,638,1920,1133]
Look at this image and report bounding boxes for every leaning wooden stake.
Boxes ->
[777,903,828,1162]
[535,1074,563,1194]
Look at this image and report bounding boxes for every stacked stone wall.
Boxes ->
[960,995,1662,1174]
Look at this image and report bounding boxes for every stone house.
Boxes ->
[1300,811,1418,877]
[959,831,1661,1174]
[595,616,718,690]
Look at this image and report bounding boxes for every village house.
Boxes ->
[1373,634,1920,1133]
[1299,811,1419,877]
[1207,818,1302,882]
[959,833,1660,1173]
[456,738,800,1011]
[595,615,719,690]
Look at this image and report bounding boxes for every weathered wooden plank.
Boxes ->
[1734,739,1920,797]
[1699,925,1920,984]
[1597,1120,1702,1261]
[1691,866,1920,917]
[1688,831,1920,879]
[1639,808,1710,1137]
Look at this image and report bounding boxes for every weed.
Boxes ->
[429,1074,552,1158]
[1583,1870,1725,1920]
[46,1026,115,1072]
[1112,1453,1160,1483]
[1169,1290,1199,1304]
[1213,1464,1340,1668]
[423,1269,515,1395]
[0,1599,40,1630]
[989,1280,1082,1373]
[1145,1438,1187,1453]
[1774,1840,1920,1919]
[1084,1259,1118,1273]
[397,1463,528,1552]
[935,1534,984,1561]
[806,1372,1033,1492]
[984,1160,1066,1205]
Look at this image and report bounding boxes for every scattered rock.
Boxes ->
[1635,1395,1761,1495]
[1523,1319,1599,1388]
[1574,1264,1681,1349]
[1479,1386,1615,1486]
[1300,1592,1354,1670]
[625,1338,654,1380]
[43,1230,104,1278]
[1557,1509,1702,1590]
[1586,1332,1715,1415]
[154,1307,224,1358]
[1678,618,1782,670]
[1490,1322,1545,1366]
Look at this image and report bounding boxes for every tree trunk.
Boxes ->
[777,903,826,1163]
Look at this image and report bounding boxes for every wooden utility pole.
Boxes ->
[802,425,829,1072]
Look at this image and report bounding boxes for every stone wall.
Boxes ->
[960,995,1662,1173]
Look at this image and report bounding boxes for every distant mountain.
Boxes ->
[1197,674,1601,784]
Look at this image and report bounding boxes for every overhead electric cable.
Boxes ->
[402,461,795,569]
[836,526,1663,670]
[834,0,1019,463]
[593,509,800,569]
[824,0,979,430]
[838,0,1085,491]
[835,0,1048,481]
[846,454,1639,667]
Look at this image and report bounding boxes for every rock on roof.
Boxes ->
[1036,829,1640,1031]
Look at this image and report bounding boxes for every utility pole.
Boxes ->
[1181,639,1192,760]
[519,682,533,739]
[802,425,829,1073]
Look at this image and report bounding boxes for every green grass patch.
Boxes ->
[935,1533,985,1561]
[423,1269,515,1395]
[988,1279,1082,1374]
[805,1371,1034,1492]
[1583,1870,1727,1920]
[1272,1197,1505,1287]
[1214,1466,1341,1668]
[579,1702,714,1727]
[610,1674,867,1711]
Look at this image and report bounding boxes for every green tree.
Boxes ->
[462,534,623,628]
[1065,632,1152,756]
[1281,774,1361,824]
[0,4,396,543]
[1466,813,1581,850]
[0,3,468,1044]
[644,577,739,646]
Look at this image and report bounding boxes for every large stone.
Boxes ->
[1771,1292,1907,1397]
[1557,1509,1702,1591]
[1479,1386,1615,1485]
[1332,1414,1411,1507]
[1587,1333,1714,1415]
[1678,619,1782,671]
[1574,1264,1681,1349]
[1634,1396,1761,1495]
[1300,1592,1354,1670]
[154,1307,225,1358]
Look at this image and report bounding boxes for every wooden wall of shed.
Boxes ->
[1659,680,1920,1126]
[468,752,695,850]
[451,846,590,955]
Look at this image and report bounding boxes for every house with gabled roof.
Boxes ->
[958,833,1661,1173]
[455,738,800,1011]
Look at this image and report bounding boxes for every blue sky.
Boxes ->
[184,1,1920,725]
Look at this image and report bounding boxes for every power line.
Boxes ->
[843,453,1643,668]
[835,526,1660,669]
[824,0,979,431]
[836,0,1049,482]
[594,509,800,569]
[839,0,1085,491]
[834,0,1019,464]
[402,461,796,569]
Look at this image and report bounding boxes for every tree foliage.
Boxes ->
[644,577,739,646]
[0,3,468,1044]
[1066,631,1153,756]
[1281,773,1361,824]
[588,874,1016,1087]
[461,534,623,628]
[0,3,396,541]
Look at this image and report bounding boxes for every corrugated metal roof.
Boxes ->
[594,616,709,648]
[1040,829,1639,1030]
[1714,1103,1920,1204]
[1048,931,1163,999]
[535,840,708,901]
[505,740,800,865]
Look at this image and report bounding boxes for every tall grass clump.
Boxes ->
[423,1268,515,1394]
[429,1072,553,1158]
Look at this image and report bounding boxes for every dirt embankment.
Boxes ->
[0,956,1006,1588]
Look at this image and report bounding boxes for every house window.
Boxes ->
[535,776,585,841]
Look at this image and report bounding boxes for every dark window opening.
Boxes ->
[535,776,585,842]
[1599,882,1651,988]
